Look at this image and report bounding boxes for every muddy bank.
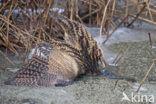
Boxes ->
[107,41,156,82]
[1,75,156,104]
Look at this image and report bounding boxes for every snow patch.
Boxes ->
[28,48,47,59]
[132,83,148,92]
[152,46,156,49]
[7,68,20,73]
[5,8,64,15]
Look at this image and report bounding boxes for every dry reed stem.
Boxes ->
[89,0,92,26]
[98,0,111,44]
[103,14,129,44]
[127,2,146,27]
[145,0,153,21]
[148,32,152,48]
[112,50,122,64]
[114,46,130,89]
[114,56,122,65]
[0,50,16,67]
[136,60,155,93]
[145,6,156,14]
[6,0,17,55]
[113,43,127,65]
[0,0,10,12]
[130,14,156,25]
[70,0,74,20]
[3,49,7,71]
[0,15,35,40]
[81,8,101,20]
[124,0,128,25]
[106,0,116,36]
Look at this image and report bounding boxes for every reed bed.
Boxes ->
[0,0,156,52]
[1,0,156,51]
[0,0,156,89]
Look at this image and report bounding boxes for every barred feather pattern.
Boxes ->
[5,16,105,87]
[56,16,105,74]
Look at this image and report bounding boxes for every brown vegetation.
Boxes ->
[0,0,156,89]
[0,0,156,53]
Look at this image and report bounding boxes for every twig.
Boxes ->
[130,14,156,26]
[136,60,155,93]
[113,43,127,64]
[127,2,146,27]
[114,46,130,89]
[89,0,92,26]
[148,32,152,48]
[98,0,111,44]
[103,14,129,44]
[0,50,16,67]
[0,0,10,12]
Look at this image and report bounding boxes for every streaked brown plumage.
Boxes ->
[5,16,105,87]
